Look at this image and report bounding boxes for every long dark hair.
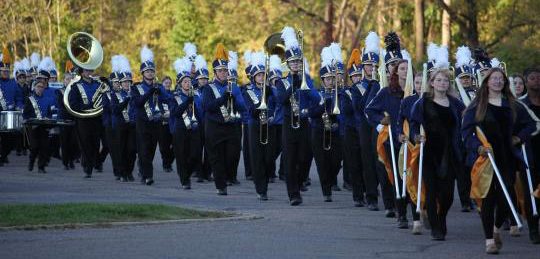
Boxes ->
[471,67,516,122]
[388,59,408,95]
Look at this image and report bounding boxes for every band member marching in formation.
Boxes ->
[268,54,285,182]
[243,51,276,200]
[131,45,168,185]
[170,56,203,189]
[307,44,343,202]
[191,52,212,183]
[461,66,537,253]
[275,26,315,206]
[158,75,174,173]
[23,67,56,174]
[226,50,243,186]
[241,50,254,181]
[202,43,246,195]
[57,61,79,170]
[410,47,466,240]
[108,55,135,182]
[103,56,121,179]
[0,47,24,166]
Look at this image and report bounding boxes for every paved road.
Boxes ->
[0,154,538,258]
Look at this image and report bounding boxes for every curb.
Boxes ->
[0,213,263,231]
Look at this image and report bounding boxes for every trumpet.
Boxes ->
[258,55,270,145]
[290,29,308,129]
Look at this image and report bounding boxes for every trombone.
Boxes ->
[291,29,309,129]
[322,61,341,151]
[226,77,236,121]
[258,55,270,145]
[189,83,198,127]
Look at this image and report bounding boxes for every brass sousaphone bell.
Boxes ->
[63,32,109,118]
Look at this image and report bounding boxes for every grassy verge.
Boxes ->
[0,203,229,227]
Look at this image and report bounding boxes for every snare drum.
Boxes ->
[0,111,23,132]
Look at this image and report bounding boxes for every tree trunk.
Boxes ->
[414,0,424,61]
[322,0,334,46]
[441,0,451,48]
[392,1,401,31]
[465,0,479,47]
[377,0,385,37]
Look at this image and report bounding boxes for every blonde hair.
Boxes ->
[424,68,459,99]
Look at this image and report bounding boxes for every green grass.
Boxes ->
[0,203,229,227]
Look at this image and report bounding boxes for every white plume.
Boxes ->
[243,50,252,66]
[434,45,449,69]
[111,55,122,73]
[401,49,411,61]
[12,61,21,78]
[490,58,501,68]
[38,56,56,72]
[140,45,154,63]
[320,46,333,67]
[30,52,40,67]
[281,26,299,51]
[21,58,30,70]
[117,55,131,73]
[174,57,191,75]
[228,51,238,71]
[427,42,438,61]
[194,55,207,70]
[269,55,282,71]
[250,51,265,68]
[329,42,343,63]
[455,46,472,67]
[183,42,197,58]
[364,31,380,54]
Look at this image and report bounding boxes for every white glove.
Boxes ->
[376,124,384,133]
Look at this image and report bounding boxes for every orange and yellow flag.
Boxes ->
[470,127,494,210]
[377,125,394,186]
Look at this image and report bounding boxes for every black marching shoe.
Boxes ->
[332,184,342,192]
[246,175,253,181]
[268,177,276,183]
[182,184,191,190]
[120,177,128,182]
[28,160,35,171]
[63,164,69,170]
[257,193,268,201]
[95,164,103,173]
[343,182,353,191]
[530,231,540,244]
[127,175,135,182]
[115,176,121,181]
[367,203,379,211]
[385,209,396,218]
[290,197,303,206]
[324,195,333,202]
[145,178,154,186]
[216,188,227,195]
[398,217,409,229]
[38,167,47,174]
[69,161,75,169]
[84,167,92,178]
[354,200,366,207]
[197,177,204,183]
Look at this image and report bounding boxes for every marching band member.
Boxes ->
[37,57,61,161]
[202,43,246,195]
[365,32,404,217]
[461,67,537,254]
[268,55,285,181]
[111,56,136,182]
[57,61,79,170]
[0,47,24,166]
[455,46,477,101]
[276,26,315,206]
[23,68,56,174]
[355,32,383,210]
[158,75,174,173]
[344,48,367,207]
[519,67,540,244]
[170,57,203,189]
[13,59,30,156]
[243,51,276,200]
[410,63,466,241]
[67,57,104,178]
[307,45,342,202]
[193,54,212,182]
[105,56,122,180]
[226,50,243,186]
[241,50,254,181]
[366,56,414,227]
[131,45,169,185]
[329,43,345,192]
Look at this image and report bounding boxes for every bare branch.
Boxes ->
[280,0,328,24]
